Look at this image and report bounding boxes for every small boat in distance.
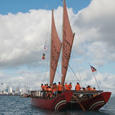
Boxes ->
[30,0,111,111]
[20,93,30,98]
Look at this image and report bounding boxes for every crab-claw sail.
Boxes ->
[61,0,75,85]
[50,9,62,86]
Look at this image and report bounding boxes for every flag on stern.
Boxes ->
[90,65,97,72]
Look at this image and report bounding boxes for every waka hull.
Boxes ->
[67,92,111,111]
[31,91,73,111]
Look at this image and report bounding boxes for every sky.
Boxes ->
[0,0,115,95]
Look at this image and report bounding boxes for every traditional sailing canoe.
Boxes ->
[30,0,111,111]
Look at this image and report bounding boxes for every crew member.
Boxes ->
[58,82,62,94]
[41,84,44,91]
[68,82,72,90]
[75,82,81,91]
[83,87,86,91]
[65,83,68,91]
[87,85,92,91]
[92,87,96,91]
[54,83,58,96]
[92,87,97,97]
[47,86,53,99]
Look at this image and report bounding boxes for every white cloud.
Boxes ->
[73,0,115,65]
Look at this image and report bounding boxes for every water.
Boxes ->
[0,96,115,115]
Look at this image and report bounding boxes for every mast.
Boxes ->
[50,9,62,86]
[50,9,53,85]
[61,0,75,86]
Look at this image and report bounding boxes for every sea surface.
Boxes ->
[0,96,115,115]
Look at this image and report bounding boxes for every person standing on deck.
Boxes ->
[68,82,72,90]
[41,84,44,91]
[92,87,96,91]
[44,84,47,91]
[83,87,86,91]
[75,82,81,91]
[92,87,97,97]
[47,86,53,99]
[87,85,92,91]
[65,83,68,91]
[58,82,62,94]
[54,83,58,96]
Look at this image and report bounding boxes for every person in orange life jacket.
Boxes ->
[43,84,46,91]
[46,84,48,88]
[46,84,49,92]
[75,82,81,91]
[83,87,86,91]
[47,86,52,92]
[68,82,72,90]
[54,83,58,96]
[92,87,97,97]
[86,85,93,98]
[86,85,92,91]
[64,83,68,91]
[75,82,81,97]
[58,82,62,94]
[44,84,49,94]
[47,86,53,99]
[92,87,96,91]
[82,87,87,98]
[41,84,44,91]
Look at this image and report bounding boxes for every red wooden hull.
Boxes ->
[67,92,111,110]
[31,91,111,111]
[31,91,73,111]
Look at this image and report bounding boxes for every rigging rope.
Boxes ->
[76,28,100,89]
[68,64,83,88]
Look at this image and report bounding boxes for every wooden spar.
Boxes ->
[72,95,86,111]
[49,9,53,86]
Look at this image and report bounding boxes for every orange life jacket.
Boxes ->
[89,87,92,91]
[52,85,55,93]
[92,88,96,91]
[41,85,44,91]
[47,88,52,92]
[65,83,68,90]
[44,86,47,91]
[58,84,62,91]
[83,88,86,91]
[87,87,90,91]
[75,84,81,91]
[68,84,72,90]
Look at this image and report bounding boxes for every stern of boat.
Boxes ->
[85,92,111,110]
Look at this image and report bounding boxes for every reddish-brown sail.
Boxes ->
[50,10,62,86]
[61,0,75,85]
